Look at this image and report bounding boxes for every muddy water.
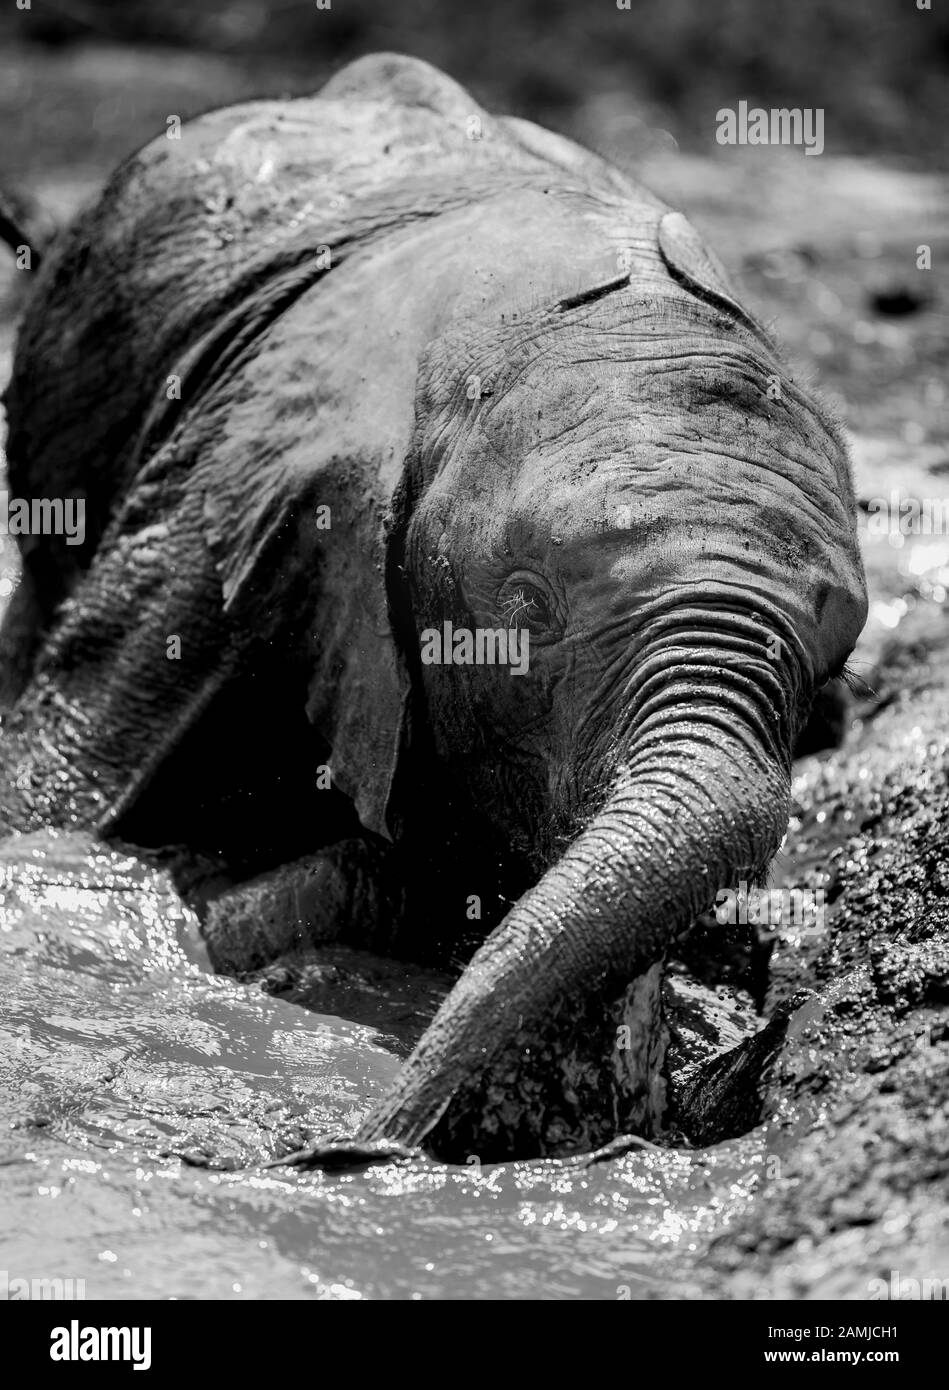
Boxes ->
[1,831,783,1301]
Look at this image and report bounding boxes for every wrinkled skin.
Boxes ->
[0,54,867,1160]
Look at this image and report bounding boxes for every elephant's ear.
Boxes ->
[200,464,410,843]
[658,210,774,347]
[193,289,417,844]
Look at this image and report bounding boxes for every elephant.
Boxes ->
[0,53,867,1162]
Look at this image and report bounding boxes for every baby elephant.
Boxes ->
[0,54,866,1161]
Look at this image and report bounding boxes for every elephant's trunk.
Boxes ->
[359,627,805,1157]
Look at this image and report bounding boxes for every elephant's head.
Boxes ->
[358,205,867,1161]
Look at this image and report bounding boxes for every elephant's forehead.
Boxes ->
[491,434,857,593]
[465,285,776,410]
[468,318,833,482]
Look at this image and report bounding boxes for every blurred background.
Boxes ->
[0,0,947,195]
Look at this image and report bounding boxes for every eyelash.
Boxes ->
[498,586,546,625]
[827,661,870,698]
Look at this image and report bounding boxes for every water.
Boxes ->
[0,830,779,1300]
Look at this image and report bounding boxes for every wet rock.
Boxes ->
[662,967,759,1086]
[674,996,804,1147]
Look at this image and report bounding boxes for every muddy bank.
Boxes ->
[701,487,949,1297]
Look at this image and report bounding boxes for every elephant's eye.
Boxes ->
[496,573,558,638]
